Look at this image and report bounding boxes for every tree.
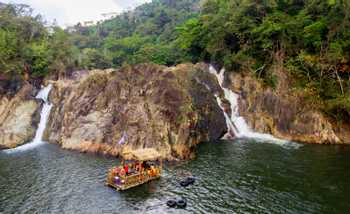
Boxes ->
[0,3,79,81]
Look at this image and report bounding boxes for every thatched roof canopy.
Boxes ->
[122,148,161,161]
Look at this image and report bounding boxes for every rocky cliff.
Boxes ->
[228,65,350,144]
[0,83,40,149]
[45,63,227,160]
[2,62,349,156]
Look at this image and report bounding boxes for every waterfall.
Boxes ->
[209,65,299,147]
[5,84,53,153]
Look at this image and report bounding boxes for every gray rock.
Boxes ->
[45,63,227,160]
[0,84,39,149]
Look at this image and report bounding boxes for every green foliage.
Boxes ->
[69,0,200,68]
[133,43,190,65]
[325,96,350,121]
[0,3,78,80]
[176,17,207,62]
[176,18,202,50]
[81,48,111,69]
[24,41,50,77]
[0,29,20,73]
[303,19,327,52]
[175,0,350,120]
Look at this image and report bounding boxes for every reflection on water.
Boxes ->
[1,139,350,213]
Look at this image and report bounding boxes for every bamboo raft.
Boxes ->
[106,148,162,191]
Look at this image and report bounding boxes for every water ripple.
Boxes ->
[1,141,350,213]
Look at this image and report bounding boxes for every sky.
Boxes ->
[3,0,151,27]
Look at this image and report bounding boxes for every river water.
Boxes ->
[1,140,350,214]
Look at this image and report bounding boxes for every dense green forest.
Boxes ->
[0,3,78,82]
[68,0,200,68]
[0,0,200,80]
[0,0,349,120]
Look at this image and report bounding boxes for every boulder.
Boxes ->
[0,83,40,149]
[45,63,227,160]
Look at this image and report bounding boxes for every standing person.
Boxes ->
[124,164,129,175]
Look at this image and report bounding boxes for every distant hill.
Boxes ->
[68,0,201,68]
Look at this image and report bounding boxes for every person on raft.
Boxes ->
[124,164,129,175]
[112,161,158,180]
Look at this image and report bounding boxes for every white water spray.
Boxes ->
[5,84,53,153]
[209,65,299,148]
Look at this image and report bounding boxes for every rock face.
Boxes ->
[45,63,226,160]
[228,66,348,144]
[0,83,40,149]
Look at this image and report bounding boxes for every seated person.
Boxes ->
[128,163,136,175]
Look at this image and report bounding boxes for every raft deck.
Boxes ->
[106,148,162,191]
[107,172,161,191]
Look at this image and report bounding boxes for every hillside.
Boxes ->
[68,0,201,68]
[0,3,78,94]
[67,0,350,122]
[176,0,350,122]
[0,0,349,137]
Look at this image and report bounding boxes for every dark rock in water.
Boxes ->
[45,63,227,160]
[186,177,195,185]
[180,180,189,187]
[176,198,187,208]
[167,197,187,208]
[180,177,196,187]
[0,144,8,150]
[166,199,176,208]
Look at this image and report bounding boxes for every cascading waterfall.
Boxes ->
[5,84,53,153]
[209,65,299,147]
